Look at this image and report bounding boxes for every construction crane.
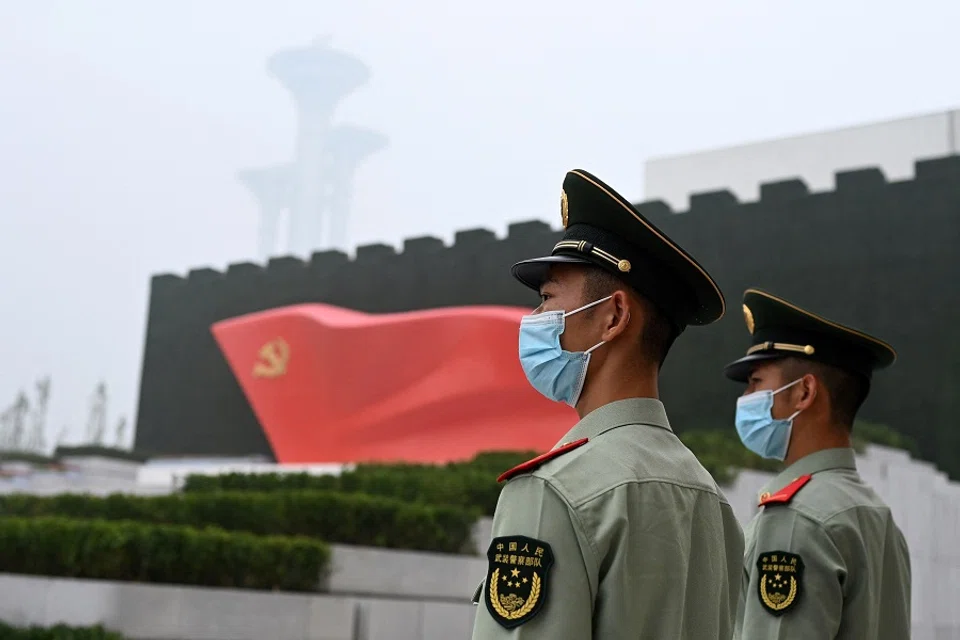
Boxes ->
[25,376,50,452]
[85,382,108,446]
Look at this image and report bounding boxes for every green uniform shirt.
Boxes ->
[734,447,912,639]
[470,398,744,639]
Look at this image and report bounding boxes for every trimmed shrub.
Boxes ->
[0,450,58,465]
[851,420,920,456]
[0,491,478,554]
[678,429,782,485]
[183,467,503,516]
[180,449,539,516]
[54,446,150,463]
[0,622,125,639]
[0,517,328,592]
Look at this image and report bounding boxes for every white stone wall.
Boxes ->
[0,546,483,640]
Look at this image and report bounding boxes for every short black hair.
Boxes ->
[779,357,871,428]
[580,265,678,367]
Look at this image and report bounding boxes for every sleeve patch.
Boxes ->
[756,550,804,616]
[483,535,554,629]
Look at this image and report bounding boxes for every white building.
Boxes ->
[644,108,960,210]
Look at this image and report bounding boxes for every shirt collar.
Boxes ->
[556,397,672,447]
[762,447,858,495]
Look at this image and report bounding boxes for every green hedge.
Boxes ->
[0,622,124,639]
[0,451,58,465]
[449,451,539,474]
[183,471,338,493]
[184,467,502,517]
[851,420,920,456]
[185,441,762,499]
[54,446,150,463]
[679,422,920,485]
[179,421,920,507]
[0,517,327,592]
[0,491,477,554]
[181,450,540,517]
[678,430,782,485]
[0,446,152,466]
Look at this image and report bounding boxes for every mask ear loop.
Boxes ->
[564,295,613,318]
[584,340,605,355]
[773,378,804,422]
[773,378,803,395]
[578,299,631,355]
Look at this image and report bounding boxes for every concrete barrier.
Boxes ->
[0,572,481,640]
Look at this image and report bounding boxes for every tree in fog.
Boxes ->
[0,391,30,451]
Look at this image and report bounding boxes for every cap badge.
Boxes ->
[560,190,569,228]
[743,304,755,334]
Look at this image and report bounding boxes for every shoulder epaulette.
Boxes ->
[758,474,813,507]
[496,438,589,483]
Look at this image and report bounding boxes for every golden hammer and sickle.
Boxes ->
[252,338,290,378]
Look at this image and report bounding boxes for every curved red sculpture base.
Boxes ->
[210,304,578,464]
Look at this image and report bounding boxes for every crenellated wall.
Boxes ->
[135,156,960,478]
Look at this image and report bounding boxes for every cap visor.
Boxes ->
[723,353,785,382]
[511,255,593,291]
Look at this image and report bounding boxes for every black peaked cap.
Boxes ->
[723,288,897,383]
[511,169,725,330]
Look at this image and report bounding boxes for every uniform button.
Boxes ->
[759,491,771,501]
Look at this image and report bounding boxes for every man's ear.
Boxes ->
[600,290,631,342]
[795,373,819,411]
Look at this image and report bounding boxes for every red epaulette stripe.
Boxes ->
[496,438,589,483]
[758,474,813,507]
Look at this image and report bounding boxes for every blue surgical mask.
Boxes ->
[518,296,612,407]
[734,379,803,461]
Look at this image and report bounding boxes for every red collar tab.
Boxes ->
[496,438,589,483]
[758,474,813,507]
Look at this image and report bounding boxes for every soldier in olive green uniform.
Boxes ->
[725,289,912,639]
[470,170,744,639]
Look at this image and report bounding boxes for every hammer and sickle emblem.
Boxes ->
[252,338,290,378]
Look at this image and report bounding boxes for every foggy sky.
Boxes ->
[0,0,957,450]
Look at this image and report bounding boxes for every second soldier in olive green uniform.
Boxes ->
[470,170,744,639]
[725,289,912,639]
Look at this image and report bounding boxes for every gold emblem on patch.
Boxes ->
[757,551,804,617]
[484,536,554,629]
[560,190,569,228]
[743,304,755,334]
[617,259,631,273]
[252,338,290,378]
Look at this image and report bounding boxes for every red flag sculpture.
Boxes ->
[211,304,578,464]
